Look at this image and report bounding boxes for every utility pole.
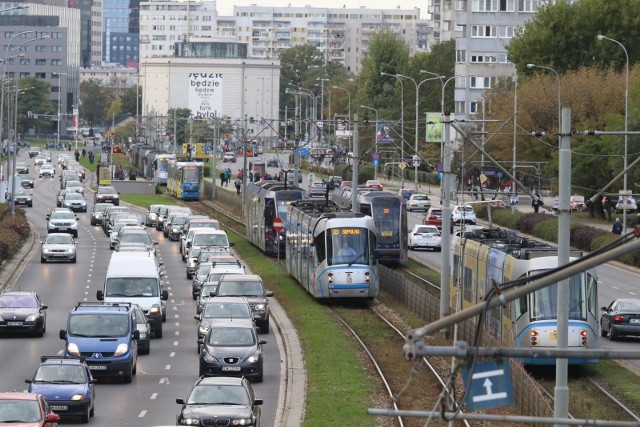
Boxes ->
[440,111,452,339]
[351,113,359,212]
[211,113,217,200]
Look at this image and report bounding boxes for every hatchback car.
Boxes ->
[216,274,272,334]
[47,208,78,237]
[198,321,266,381]
[223,152,237,163]
[398,188,415,202]
[0,291,48,336]
[423,207,454,232]
[195,297,254,351]
[145,204,165,227]
[132,304,151,355]
[15,161,29,174]
[56,189,70,207]
[600,298,640,340]
[90,203,112,226]
[64,180,84,195]
[20,174,35,188]
[408,225,441,251]
[41,233,77,263]
[196,282,220,315]
[615,197,637,214]
[13,189,33,207]
[407,194,431,212]
[451,205,477,225]
[0,391,60,426]
[176,376,262,427]
[94,185,120,205]
[34,155,47,167]
[25,356,95,423]
[62,192,87,212]
[308,181,326,198]
[365,179,383,190]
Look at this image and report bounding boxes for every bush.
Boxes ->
[571,226,608,252]
[0,205,30,262]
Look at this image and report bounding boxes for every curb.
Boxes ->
[0,222,38,293]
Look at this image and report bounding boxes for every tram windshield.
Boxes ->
[371,197,400,243]
[183,167,200,183]
[529,270,587,321]
[274,191,304,222]
[157,159,170,172]
[327,227,370,265]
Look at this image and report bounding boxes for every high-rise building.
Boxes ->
[103,0,140,66]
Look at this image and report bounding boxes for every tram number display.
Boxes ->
[332,228,361,235]
[382,208,390,214]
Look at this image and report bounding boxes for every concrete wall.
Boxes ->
[111,179,156,195]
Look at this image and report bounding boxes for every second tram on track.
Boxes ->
[167,161,204,200]
[331,188,408,264]
[452,227,599,365]
[245,181,305,257]
[285,199,379,299]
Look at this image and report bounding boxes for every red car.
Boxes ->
[423,207,454,232]
[364,180,384,190]
[0,392,60,426]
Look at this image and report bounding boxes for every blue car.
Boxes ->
[26,356,96,423]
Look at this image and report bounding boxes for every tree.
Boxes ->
[15,77,55,138]
[120,86,140,117]
[508,0,640,75]
[79,80,107,126]
[164,108,191,145]
[279,45,324,113]
[106,97,122,123]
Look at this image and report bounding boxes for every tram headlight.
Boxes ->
[529,330,538,346]
[364,272,370,283]
[327,272,334,284]
[580,329,588,346]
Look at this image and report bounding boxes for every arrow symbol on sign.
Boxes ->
[483,378,494,395]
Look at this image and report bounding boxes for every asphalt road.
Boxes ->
[0,150,282,426]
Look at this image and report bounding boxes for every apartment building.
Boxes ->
[80,63,138,93]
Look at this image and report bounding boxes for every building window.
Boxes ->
[470,101,479,114]
[36,45,47,52]
[35,72,46,79]
[4,32,14,38]
[499,26,514,38]
[472,0,498,12]
[36,32,48,38]
[51,59,62,65]
[456,50,467,62]
[51,32,63,39]
[19,58,30,65]
[471,54,497,63]
[519,0,537,12]
[471,25,496,38]
[35,59,46,65]
[455,101,466,115]
[500,0,515,11]
[52,46,63,52]
[470,76,494,88]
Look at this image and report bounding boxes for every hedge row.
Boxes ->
[477,206,639,268]
[0,205,30,264]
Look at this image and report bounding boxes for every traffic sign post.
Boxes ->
[463,360,514,410]
[273,217,283,233]
[274,217,284,289]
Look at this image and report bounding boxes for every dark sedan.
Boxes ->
[600,298,640,340]
[20,174,35,188]
[13,189,33,207]
[94,185,120,205]
[198,321,266,382]
[0,291,48,336]
[176,376,262,427]
[266,157,279,167]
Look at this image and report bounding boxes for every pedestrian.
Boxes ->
[81,148,86,157]
[612,218,623,234]
[532,193,541,213]
[235,178,242,195]
[74,149,80,161]
[249,171,253,182]
[219,171,226,186]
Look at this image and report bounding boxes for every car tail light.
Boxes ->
[529,330,538,346]
[614,315,626,323]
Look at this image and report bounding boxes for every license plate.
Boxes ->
[222,366,241,371]
[631,319,640,324]
[58,228,68,231]
[550,331,557,340]
[50,406,68,411]
[7,322,22,326]
[89,365,107,370]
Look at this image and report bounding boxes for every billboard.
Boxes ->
[376,123,394,144]
[188,73,223,119]
[426,113,442,143]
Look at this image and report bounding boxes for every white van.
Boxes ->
[97,251,168,338]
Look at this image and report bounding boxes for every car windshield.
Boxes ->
[207,327,255,346]
[415,226,438,234]
[0,400,42,422]
[51,212,75,220]
[200,284,218,298]
[190,222,219,230]
[203,302,251,319]
[15,190,28,196]
[119,233,152,246]
[105,278,158,297]
[45,235,74,244]
[66,181,82,188]
[187,385,250,405]
[413,195,428,201]
[99,187,117,195]
[150,205,162,214]
[65,193,84,200]
[34,365,86,383]
[68,313,129,337]
[172,216,189,225]
[94,204,109,213]
[193,234,228,247]
[0,295,37,308]
[217,281,264,297]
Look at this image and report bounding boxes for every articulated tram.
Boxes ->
[167,161,204,200]
[452,228,599,365]
[285,199,379,299]
[245,181,305,257]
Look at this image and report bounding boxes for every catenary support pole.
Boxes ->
[440,112,452,339]
[351,113,359,213]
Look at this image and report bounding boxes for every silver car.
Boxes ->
[63,192,87,212]
[40,233,77,263]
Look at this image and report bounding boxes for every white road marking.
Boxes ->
[173,341,179,346]
[175,330,180,336]
[165,365,171,370]
[169,352,175,358]
[138,410,147,418]
[150,393,158,400]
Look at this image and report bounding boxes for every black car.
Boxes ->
[216,274,273,333]
[176,376,262,427]
[266,157,279,167]
[94,185,120,205]
[600,298,640,340]
[20,174,35,188]
[13,189,33,207]
[0,291,48,336]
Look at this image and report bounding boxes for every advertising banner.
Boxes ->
[188,73,223,119]
[426,112,442,143]
[376,123,394,144]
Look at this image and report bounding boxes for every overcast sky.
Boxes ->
[216,1,428,18]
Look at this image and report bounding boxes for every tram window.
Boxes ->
[315,231,326,263]
[568,275,585,320]
[587,273,597,317]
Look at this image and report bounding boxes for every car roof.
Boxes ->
[203,296,248,305]
[196,376,244,386]
[0,391,42,401]
[39,356,86,366]
[219,274,262,282]
[1,291,37,297]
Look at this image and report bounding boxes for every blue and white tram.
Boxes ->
[153,153,176,184]
[285,199,379,299]
[452,228,599,365]
[167,161,204,200]
[245,181,305,257]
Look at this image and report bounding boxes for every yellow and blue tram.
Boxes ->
[452,228,599,365]
[167,161,204,200]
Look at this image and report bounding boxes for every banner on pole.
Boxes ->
[188,73,223,119]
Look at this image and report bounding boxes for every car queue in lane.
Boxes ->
[0,147,281,426]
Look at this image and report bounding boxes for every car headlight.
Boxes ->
[43,248,51,254]
[202,350,218,363]
[180,418,201,426]
[25,314,38,322]
[172,227,180,233]
[114,343,129,356]
[253,303,266,311]
[198,325,209,335]
[71,394,87,401]
[246,350,261,364]
[149,304,161,316]
[67,343,80,356]
[231,418,253,425]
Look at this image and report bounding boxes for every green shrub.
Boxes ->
[571,226,608,252]
[491,208,522,229]
[531,219,560,243]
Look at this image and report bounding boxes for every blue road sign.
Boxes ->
[373,153,380,160]
[299,147,309,157]
[437,171,443,181]
[463,360,514,410]
[437,162,443,172]
[373,160,379,166]
[497,171,503,179]
[202,145,213,152]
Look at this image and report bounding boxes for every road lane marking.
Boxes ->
[169,352,175,358]
[173,341,179,346]
[150,393,158,400]
[138,410,147,418]
[165,365,171,370]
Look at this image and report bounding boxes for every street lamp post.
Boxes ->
[332,85,351,154]
[360,105,379,179]
[317,78,329,121]
[381,72,404,187]
[53,72,67,152]
[597,35,629,234]
[11,86,31,216]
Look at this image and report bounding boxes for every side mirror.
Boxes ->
[194,315,200,320]
[132,329,140,340]
[59,329,67,340]
[96,290,104,301]
[229,242,235,247]
[254,399,264,406]
[25,379,32,384]
[41,305,48,310]
[197,338,204,345]
[265,290,274,297]
[161,290,169,300]
[176,398,185,405]
[259,339,267,345]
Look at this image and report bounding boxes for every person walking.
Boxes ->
[612,218,623,235]
[532,193,542,213]
[235,178,242,195]
[219,171,226,186]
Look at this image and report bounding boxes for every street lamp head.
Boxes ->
[596,34,605,41]
[526,63,536,69]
